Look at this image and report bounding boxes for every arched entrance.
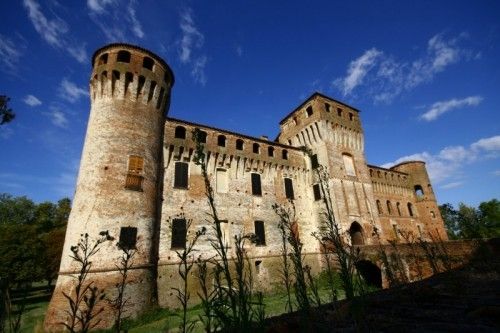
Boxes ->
[355,260,382,288]
[349,222,364,245]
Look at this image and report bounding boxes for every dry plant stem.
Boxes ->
[111,244,136,333]
[277,218,294,313]
[62,231,112,333]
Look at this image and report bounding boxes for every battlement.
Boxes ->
[90,43,174,112]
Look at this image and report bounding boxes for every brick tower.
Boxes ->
[44,44,174,331]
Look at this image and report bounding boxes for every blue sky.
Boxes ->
[0,0,499,207]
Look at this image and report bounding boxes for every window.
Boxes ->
[174,162,188,189]
[349,112,353,121]
[293,116,298,125]
[119,227,137,250]
[216,169,228,193]
[417,225,423,238]
[386,201,392,215]
[218,135,226,147]
[236,139,244,150]
[125,156,144,191]
[407,202,414,217]
[313,184,321,201]
[376,200,383,214]
[193,129,207,143]
[253,143,260,154]
[337,108,343,117]
[171,218,187,249]
[342,153,356,176]
[143,57,154,70]
[282,149,288,160]
[324,103,331,112]
[396,202,401,216]
[117,50,131,63]
[251,173,262,196]
[311,154,319,169]
[369,169,373,177]
[98,53,108,65]
[267,146,274,157]
[349,222,364,245]
[430,211,436,218]
[414,185,424,197]
[306,106,313,117]
[175,126,186,139]
[284,178,294,200]
[254,221,266,246]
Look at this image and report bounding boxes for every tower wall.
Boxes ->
[45,44,174,331]
[391,161,448,240]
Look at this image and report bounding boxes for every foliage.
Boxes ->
[62,231,113,333]
[440,199,500,239]
[0,96,15,125]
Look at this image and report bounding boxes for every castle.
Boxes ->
[45,43,448,330]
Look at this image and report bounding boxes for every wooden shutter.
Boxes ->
[284,178,294,200]
[128,156,144,174]
[254,221,265,246]
[174,162,188,188]
[313,184,321,201]
[119,227,137,250]
[171,218,187,248]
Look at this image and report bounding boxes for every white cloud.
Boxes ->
[334,48,382,96]
[87,0,114,13]
[58,79,89,103]
[0,34,22,73]
[87,0,143,41]
[179,9,205,63]
[441,181,464,189]
[177,8,208,85]
[333,33,476,103]
[44,106,69,128]
[23,95,42,106]
[493,170,500,177]
[23,0,87,63]
[382,135,500,185]
[420,96,482,121]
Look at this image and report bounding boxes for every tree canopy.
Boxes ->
[440,199,500,240]
[0,95,15,125]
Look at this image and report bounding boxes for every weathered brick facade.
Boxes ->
[45,43,449,331]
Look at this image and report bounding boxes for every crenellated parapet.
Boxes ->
[90,43,174,113]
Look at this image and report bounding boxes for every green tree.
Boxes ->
[40,227,66,287]
[478,199,500,237]
[0,95,15,125]
[439,203,460,239]
[0,194,36,225]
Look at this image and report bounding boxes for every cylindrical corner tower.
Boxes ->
[45,44,174,331]
[391,161,448,240]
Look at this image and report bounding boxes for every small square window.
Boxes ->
[254,221,266,246]
[119,227,137,250]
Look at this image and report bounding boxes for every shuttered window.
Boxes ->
[171,218,187,249]
[174,162,188,189]
[119,227,137,250]
[251,173,262,196]
[284,178,294,200]
[254,221,266,246]
[128,156,144,174]
[313,184,321,201]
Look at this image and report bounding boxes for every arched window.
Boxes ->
[253,143,260,154]
[306,106,313,117]
[324,103,331,112]
[376,200,383,214]
[143,56,154,70]
[117,50,131,63]
[218,135,226,147]
[407,202,414,217]
[174,126,186,139]
[98,53,108,65]
[386,201,392,215]
[430,211,436,218]
[414,185,424,197]
[236,139,244,150]
[268,146,274,157]
[396,202,401,216]
[282,149,288,160]
[349,222,364,245]
[369,169,373,177]
[193,128,207,143]
[337,108,342,117]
